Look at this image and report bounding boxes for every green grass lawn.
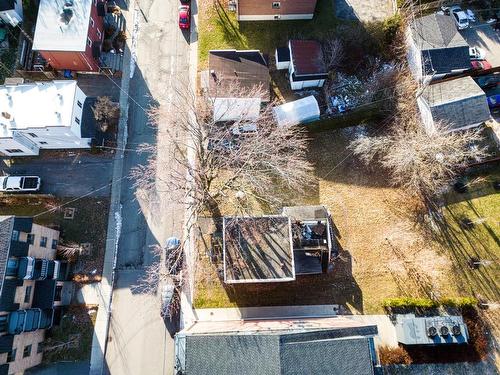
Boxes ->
[437,167,500,303]
[198,0,340,68]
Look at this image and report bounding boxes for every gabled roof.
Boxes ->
[33,0,93,52]
[411,14,470,75]
[208,50,270,101]
[0,0,15,11]
[422,76,491,129]
[289,40,327,76]
[178,318,377,375]
[0,216,14,298]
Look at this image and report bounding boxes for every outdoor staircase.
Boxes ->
[99,11,126,73]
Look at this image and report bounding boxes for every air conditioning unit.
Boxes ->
[427,326,437,337]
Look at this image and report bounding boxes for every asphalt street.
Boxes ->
[104,0,191,373]
[0,155,113,197]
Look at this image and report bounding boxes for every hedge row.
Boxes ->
[382,297,478,309]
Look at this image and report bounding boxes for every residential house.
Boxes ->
[32,0,106,72]
[276,40,328,90]
[222,206,333,284]
[207,50,270,122]
[0,216,72,375]
[418,76,491,132]
[0,80,93,157]
[236,0,318,21]
[0,0,22,26]
[175,316,378,374]
[407,14,470,81]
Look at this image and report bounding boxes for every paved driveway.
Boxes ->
[461,24,500,68]
[335,0,395,22]
[0,154,113,197]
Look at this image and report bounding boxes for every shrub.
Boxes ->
[440,297,478,308]
[378,345,412,365]
[382,14,403,46]
[382,297,439,309]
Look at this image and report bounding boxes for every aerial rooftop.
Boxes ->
[208,50,270,101]
[289,40,327,76]
[0,81,78,137]
[33,0,92,52]
[223,216,294,283]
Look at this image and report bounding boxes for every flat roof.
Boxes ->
[213,97,261,122]
[289,40,327,76]
[0,80,78,137]
[223,217,295,283]
[33,0,92,52]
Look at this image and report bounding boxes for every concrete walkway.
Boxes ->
[193,306,399,348]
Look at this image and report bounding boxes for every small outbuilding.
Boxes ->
[273,95,320,127]
[288,40,328,90]
[418,76,491,132]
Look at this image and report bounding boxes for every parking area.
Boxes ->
[0,153,113,198]
[461,24,500,68]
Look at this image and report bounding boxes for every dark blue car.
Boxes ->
[487,95,500,109]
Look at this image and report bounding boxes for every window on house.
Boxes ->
[0,315,8,332]
[54,285,63,302]
[90,17,94,27]
[6,149,23,153]
[24,286,32,303]
[97,29,102,39]
[6,259,19,276]
[37,342,43,354]
[23,344,32,358]
[87,37,92,47]
[75,117,80,125]
[7,348,16,362]
[51,239,58,250]
[11,230,19,241]
[27,233,35,245]
[39,141,48,145]
[77,100,82,108]
[27,132,38,138]
[40,236,48,247]
[272,1,280,9]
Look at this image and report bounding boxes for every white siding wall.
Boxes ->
[417,96,435,134]
[0,137,38,156]
[406,28,423,82]
[16,127,91,150]
[69,85,87,138]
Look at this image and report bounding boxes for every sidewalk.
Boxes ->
[88,9,134,375]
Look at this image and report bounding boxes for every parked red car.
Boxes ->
[178,5,190,30]
[471,60,492,71]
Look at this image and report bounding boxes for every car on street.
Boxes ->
[165,237,182,275]
[160,283,175,318]
[476,75,500,89]
[471,60,492,71]
[0,175,41,193]
[178,5,190,30]
[487,94,500,109]
[469,47,486,60]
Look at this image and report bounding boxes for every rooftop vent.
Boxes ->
[427,326,437,337]
[2,112,11,120]
[60,1,75,25]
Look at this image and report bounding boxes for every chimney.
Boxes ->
[1,112,11,120]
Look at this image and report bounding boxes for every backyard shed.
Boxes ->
[273,96,320,127]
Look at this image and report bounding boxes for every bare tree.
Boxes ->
[322,36,344,72]
[92,96,119,132]
[131,84,315,217]
[350,121,488,198]
[57,241,81,261]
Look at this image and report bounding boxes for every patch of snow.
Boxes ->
[130,7,140,79]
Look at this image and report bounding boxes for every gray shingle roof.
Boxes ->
[411,14,470,74]
[0,216,14,297]
[182,327,376,375]
[422,77,491,130]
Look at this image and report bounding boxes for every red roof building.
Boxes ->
[32,0,106,72]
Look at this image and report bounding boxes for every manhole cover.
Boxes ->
[64,207,76,219]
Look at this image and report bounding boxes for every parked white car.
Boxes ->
[0,176,41,193]
[452,9,470,30]
[469,47,486,60]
